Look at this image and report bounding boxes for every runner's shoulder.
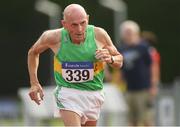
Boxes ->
[41,28,63,44]
[94,26,108,43]
[42,28,62,39]
[94,26,107,35]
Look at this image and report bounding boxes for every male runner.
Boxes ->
[28,4,123,126]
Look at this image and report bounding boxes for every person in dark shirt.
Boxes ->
[118,20,154,126]
[141,31,160,97]
[120,41,151,91]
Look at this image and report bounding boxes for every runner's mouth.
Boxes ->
[76,34,84,38]
[76,33,83,36]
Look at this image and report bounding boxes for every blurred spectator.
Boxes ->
[118,20,155,126]
[141,31,161,97]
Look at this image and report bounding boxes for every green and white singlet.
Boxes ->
[54,25,104,91]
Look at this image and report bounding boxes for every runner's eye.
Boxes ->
[72,23,78,27]
[80,21,86,26]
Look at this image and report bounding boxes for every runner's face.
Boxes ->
[63,14,88,44]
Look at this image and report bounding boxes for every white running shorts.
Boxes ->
[53,86,105,124]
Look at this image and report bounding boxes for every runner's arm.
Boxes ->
[27,30,60,104]
[95,27,123,68]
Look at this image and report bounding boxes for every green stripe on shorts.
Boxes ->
[54,86,65,108]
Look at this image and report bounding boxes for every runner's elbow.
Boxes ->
[28,47,39,57]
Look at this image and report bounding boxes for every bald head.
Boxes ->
[61,4,89,44]
[63,4,87,21]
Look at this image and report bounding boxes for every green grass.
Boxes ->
[0,118,64,126]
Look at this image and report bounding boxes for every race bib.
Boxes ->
[62,62,94,83]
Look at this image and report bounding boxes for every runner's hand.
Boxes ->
[29,83,44,105]
[95,49,112,63]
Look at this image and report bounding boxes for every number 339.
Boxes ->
[65,70,90,82]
